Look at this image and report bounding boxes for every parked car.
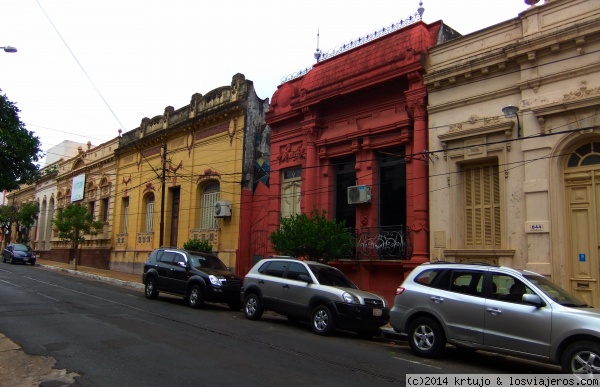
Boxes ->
[242,258,389,337]
[2,243,36,265]
[390,261,600,374]
[142,247,243,310]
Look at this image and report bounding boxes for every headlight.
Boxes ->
[342,292,359,304]
[209,275,222,287]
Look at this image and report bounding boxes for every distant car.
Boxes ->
[2,243,36,265]
[389,261,600,374]
[242,258,389,337]
[142,247,243,310]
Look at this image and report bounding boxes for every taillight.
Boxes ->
[395,287,405,295]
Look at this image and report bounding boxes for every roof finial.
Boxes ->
[314,28,322,63]
[417,0,425,18]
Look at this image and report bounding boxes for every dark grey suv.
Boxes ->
[390,262,600,374]
[242,258,389,337]
[142,247,243,310]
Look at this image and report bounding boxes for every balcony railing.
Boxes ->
[354,225,412,260]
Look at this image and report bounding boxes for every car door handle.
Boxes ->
[430,296,444,303]
[282,284,289,289]
[486,307,502,315]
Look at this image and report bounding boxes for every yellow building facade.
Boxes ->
[111,73,268,274]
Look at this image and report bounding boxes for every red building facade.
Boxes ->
[245,19,459,303]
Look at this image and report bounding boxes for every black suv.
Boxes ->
[142,247,243,310]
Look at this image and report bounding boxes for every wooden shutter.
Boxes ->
[464,163,501,248]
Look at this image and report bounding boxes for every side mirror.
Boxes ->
[522,294,545,307]
[176,261,187,269]
[298,274,313,283]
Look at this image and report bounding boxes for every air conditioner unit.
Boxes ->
[347,185,371,204]
[214,200,232,218]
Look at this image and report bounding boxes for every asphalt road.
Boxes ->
[0,263,561,386]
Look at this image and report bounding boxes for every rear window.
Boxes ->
[259,261,288,277]
[413,269,443,286]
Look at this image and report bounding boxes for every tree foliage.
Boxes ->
[270,208,355,262]
[0,202,39,244]
[0,204,18,240]
[53,203,104,246]
[183,238,213,253]
[0,89,43,192]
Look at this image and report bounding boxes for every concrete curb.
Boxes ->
[38,264,145,290]
[381,327,406,341]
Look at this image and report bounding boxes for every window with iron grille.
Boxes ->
[200,182,219,229]
[281,167,302,219]
[145,195,155,233]
[463,162,501,248]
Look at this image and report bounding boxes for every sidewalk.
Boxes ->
[35,259,144,290]
[34,258,404,340]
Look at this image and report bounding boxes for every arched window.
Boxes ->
[567,142,600,168]
[200,182,220,229]
[143,194,155,233]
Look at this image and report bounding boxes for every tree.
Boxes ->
[270,208,355,262]
[0,202,39,245]
[0,89,43,192]
[53,203,104,270]
[0,204,18,245]
[15,202,39,243]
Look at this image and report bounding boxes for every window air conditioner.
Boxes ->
[347,185,371,204]
[214,200,232,218]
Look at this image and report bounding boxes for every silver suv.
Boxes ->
[390,262,600,374]
[242,258,389,337]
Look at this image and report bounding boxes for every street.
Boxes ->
[0,263,560,386]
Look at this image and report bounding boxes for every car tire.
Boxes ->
[407,317,446,358]
[243,293,263,320]
[8,256,13,264]
[561,340,600,374]
[2,255,5,263]
[188,285,204,309]
[144,277,159,299]
[310,305,335,336]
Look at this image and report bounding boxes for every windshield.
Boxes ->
[189,254,227,270]
[13,244,31,252]
[308,265,358,289]
[525,274,588,307]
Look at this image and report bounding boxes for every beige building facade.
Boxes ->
[426,0,600,306]
[47,139,120,267]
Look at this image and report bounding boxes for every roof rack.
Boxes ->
[427,260,498,267]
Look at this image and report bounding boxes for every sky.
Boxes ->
[0,0,543,165]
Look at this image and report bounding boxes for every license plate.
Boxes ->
[373,308,382,317]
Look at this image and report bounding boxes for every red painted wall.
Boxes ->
[248,20,444,299]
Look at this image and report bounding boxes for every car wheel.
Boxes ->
[228,301,242,311]
[8,255,13,264]
[310,305,335,336]
[243,293,263,320]
[407,317,446,358]
[144,277,159,299]
[561,341,600,374]
[188,285,204,309]
[2,255,5,263]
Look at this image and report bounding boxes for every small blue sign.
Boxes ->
[579,254,586,262]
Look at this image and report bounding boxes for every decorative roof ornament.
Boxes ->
[314,28,322,63]
[418,1,425,18]
[281,11,422,83]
